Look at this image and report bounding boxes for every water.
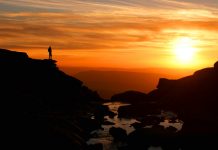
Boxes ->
[87,102,137,150]
[87,102,183,150]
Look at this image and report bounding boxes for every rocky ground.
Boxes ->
[1,48,217,149]
[109,61,218,149]
[0,49,111,149]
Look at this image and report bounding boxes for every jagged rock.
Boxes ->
[118,103,160,119]
[131,122,144,129]
[93,105,115,123]
[87,143,103,150]
[127,126,179,149]
[78,117,102,133]
[126,60,218,148]
[109,127,127,142]
[139,116,163,126]
[165,126,177,133]
[0,49,103,149]
[102,120,115,125]
[149,61,218,136]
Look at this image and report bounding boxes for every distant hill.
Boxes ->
[74,70,193,99]
[111,90,148,104]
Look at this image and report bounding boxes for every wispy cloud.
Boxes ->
[0,0,218,68]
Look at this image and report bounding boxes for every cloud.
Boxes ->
[0,9,218,51]
[166,0,218,7]
[0,0,218,68]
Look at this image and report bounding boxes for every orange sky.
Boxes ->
[0,0,218,70]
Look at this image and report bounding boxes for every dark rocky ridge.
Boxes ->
[111,61,218,149]
[151,62,218,135]
[112,61,218,135]
[2,48,218,149]
[0,49,107,149]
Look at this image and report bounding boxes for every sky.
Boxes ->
[0,0,218,69]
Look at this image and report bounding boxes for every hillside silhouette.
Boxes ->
[1,48,217,149]
[112,61,218,149]
[0,49,109,149]
[151,62,218,135]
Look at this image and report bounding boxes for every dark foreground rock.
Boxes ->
[118,103,160,118]
[110,60,218,149]
[102,120,115,125]
[111,91,148,104]
[149,61,218,136]
[87,143,103,150]
[0,49,106,149]
[109,127,127,142]
[127,125,179,150]
[127,126,217,150]
[123,61,218,149]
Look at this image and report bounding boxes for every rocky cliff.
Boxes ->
[0,49,106,149]
[110,62,218,149]
[150,61,218,135]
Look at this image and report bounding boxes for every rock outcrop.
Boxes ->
[112,61,218,149]
[150,62,218,136]
[109,127,127,142]
[111,91,148,104]
[0,49,104,149]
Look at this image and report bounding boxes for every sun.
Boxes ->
[173,37,197,64]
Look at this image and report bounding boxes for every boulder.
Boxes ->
[127,126,179,149]
[109,127,127,141]
[102,121,115,125]
[87,143,103,150]
[118,104,160,119]
[111,91,148,104]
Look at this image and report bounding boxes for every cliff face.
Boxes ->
[151,62,218,134]
[0,49,103,149]
[0,49,101,110]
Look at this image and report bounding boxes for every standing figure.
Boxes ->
[48,46,52,60]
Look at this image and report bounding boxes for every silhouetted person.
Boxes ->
[48,46,52,60]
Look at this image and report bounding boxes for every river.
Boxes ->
[87,102,183,150]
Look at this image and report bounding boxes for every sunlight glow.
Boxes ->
[173,37,197,64]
